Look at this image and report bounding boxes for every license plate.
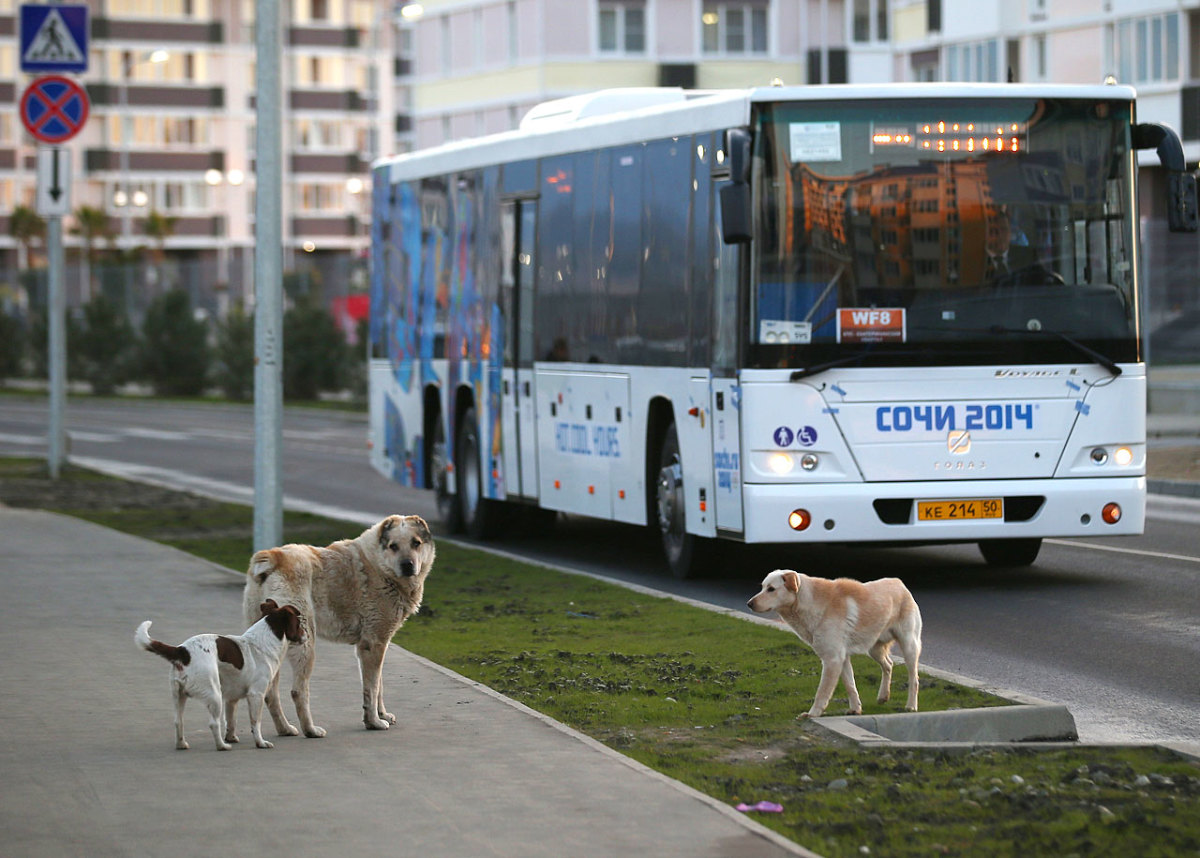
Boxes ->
[917,498,1003,521]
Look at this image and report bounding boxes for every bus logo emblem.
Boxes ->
[948,430,971,454]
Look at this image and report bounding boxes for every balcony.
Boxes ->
[89,84,225,109]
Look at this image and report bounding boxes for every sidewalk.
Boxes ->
[0,507,808,858]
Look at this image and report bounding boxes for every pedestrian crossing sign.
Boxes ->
[20,4,89,74]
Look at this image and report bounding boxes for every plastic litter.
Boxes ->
[734,796,782,811]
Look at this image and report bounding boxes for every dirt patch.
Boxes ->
[0,460,217,512]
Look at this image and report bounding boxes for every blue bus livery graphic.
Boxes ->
[876,403,1035,433]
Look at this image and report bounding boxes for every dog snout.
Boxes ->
[400,559,416,577]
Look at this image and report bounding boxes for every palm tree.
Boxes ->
[70,206,114,302]
[70,206,113,266]
[9,205,45,272]
[141,209,178,292]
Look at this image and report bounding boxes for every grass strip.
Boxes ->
[2,457,1198,857]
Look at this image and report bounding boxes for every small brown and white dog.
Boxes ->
[242,515,435,737]
[135,600,305,750]
[747,570,922,718]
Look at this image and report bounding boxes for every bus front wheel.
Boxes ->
[978,538,1042,567]
[656,422,701,579]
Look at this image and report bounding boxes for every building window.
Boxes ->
[945,39,1001,82]
[1112,12,1179,84]
[852,0,886,43]
[599,2,645,54]
[702,4,767,55]
[1033,34,1046,81]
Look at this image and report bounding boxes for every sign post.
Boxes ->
[20,75,89,478]
[19,4,89,478]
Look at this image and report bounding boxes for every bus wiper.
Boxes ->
[987,325,1122,377]
[789,349,933,382]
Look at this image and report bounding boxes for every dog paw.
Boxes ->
[216,742,233,751]
[176,741,190,750]
[379,710,397,725]
[256,740,275,749]
[846,708,863,716]
[795,712,813,721]
[304,725,327,738]
[225,734,240,744]
[277,724,300,737]
[365,717,391,731]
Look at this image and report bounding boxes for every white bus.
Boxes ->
[367,84,1197,577]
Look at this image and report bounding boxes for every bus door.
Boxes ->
[712,179,744,534]
[500,200,539,499]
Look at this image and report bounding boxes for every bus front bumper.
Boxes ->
[739,476,1146,544]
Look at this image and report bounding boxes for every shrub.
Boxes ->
[77,294,137,395]
[283,297,350,400]
[140,289,210,396]
[214,306,254,401]
[0,311,26,379]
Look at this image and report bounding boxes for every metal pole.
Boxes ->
[253,0,284,551]
[47,215,66,478]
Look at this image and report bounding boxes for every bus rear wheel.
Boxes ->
[456,406,499,539]
[656,422,702,579]
[978,538,1042,567]
[431,415,463,534]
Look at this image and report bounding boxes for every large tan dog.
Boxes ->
[747,570,922,718]
[242,515,435,736]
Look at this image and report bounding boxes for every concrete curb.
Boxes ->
[398,646,819,857]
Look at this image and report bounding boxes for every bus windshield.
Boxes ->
[750,96,1138,369]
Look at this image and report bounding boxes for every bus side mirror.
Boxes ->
[720,128,752,244]
[1134,122,1199,233]
[1167,171,1199,233]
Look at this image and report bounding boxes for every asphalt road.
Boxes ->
[2,395,1199,745]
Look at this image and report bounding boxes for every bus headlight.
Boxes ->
[1114,446,1133,466]
[767,453,794,475]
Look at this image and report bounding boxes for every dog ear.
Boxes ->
[378,515,399,549]
[410,515,432,541]
[782,571,801,593]
[259,599,279,616]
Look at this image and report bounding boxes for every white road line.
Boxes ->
[1046,538,1200,565]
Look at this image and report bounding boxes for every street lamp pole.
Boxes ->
[114,49,168,250]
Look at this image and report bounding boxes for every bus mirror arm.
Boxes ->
[1134,122,1199,233]
[720,128,753,243]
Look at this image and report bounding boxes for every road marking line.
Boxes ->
[1046,539,1200,565]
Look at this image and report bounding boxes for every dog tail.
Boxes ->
[135,621,191,666]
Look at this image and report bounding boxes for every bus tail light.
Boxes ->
[1102,503,1122,525]
[788,509,812,531]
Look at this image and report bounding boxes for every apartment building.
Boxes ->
[0,0,407,314]
[2,0,1197,334]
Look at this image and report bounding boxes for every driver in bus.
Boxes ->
[986,205,1059,288]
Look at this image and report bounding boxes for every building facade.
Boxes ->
[2,0,1197,354]
[1,0,407,317]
